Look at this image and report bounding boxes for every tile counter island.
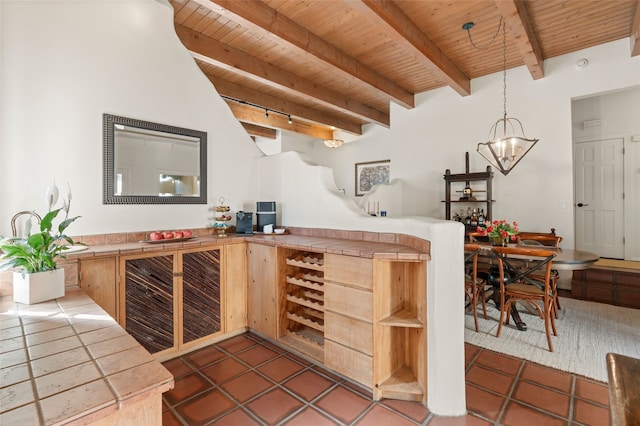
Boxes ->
[0,288,173,425]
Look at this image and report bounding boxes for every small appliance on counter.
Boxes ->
[257,201,276,233]
[235,211,253,235]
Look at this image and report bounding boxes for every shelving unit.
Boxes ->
[373,259,427,404]
[279,249,325,361]
[443,153,494,236]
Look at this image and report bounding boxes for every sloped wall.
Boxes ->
[0,0,262,236]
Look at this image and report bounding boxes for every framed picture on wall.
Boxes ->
[355,160,390,196]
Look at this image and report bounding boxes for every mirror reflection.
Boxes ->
[103,114,207,204]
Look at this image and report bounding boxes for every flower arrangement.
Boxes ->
[0,183,81,275]
[477,219,519,246]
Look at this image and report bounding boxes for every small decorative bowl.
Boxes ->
[274,228,286,234]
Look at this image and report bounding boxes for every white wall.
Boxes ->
[572,87,640,260]
[0,0,262,237]
[319,40,639,255]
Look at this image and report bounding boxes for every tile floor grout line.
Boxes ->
[162,333,612,425]
[495,349,525,425]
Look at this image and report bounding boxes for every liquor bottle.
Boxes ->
[464,207,472,225]
[478,208,485,227]
[470,209,478,226]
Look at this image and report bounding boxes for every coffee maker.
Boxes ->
[256,201,276,233]
[235,211,253,235]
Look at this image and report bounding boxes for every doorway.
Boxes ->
[574,138,624,259]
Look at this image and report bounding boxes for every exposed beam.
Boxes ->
[241,122,277,139]
[495,0,545,79]
[226,102,334,140]
[208,76,363,135]
[175,24,390,127]
[354,0,470,96]
[195,0,414,109]
[631,0,640,57]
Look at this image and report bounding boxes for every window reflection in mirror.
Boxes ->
[103,114,207,204]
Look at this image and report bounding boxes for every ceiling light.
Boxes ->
[576,58,589,69]
[264,109,269,119]
[324,139,344,148]
[468,19,538,176]
[288,115,292,124]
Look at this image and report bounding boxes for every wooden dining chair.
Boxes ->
[517,233,563,316]
[464,243,487,331]
[517,233,563,248]
[492,246,558,352]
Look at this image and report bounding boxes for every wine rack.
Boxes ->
[280,250,325,361]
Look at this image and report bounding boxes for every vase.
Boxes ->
[491,237,508,247]
[13,269,65,304]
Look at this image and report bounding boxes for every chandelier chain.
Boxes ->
[465,17,503,50]
[502,21,507,120]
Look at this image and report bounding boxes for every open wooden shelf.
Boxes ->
[378,309,424,328]
[286,274,324,292]
[286,294,324,312]
[280,329,324,362]
[287,312,324,332]
[286,255,324,272]
[377,365,423,402]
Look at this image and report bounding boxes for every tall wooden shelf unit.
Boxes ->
[443,154,494,235]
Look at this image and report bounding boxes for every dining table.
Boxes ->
[474,243,600,331]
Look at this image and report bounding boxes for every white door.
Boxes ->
[574,138,624,258]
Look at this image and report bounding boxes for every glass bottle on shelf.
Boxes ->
[464,207,472,225]
[470,209,478,227]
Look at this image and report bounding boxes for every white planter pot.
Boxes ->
[13,269,65,304]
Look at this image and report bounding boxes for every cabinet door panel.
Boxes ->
[325,340,372,385]
[80,257,117,319]
[124,255,174,354]
[325,254,372,290]
[325,311,372,355]
[247,243,277,338]
[182,249,222,344]
[325,282,372,322]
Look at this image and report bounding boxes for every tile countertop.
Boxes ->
[0,287,174,425]
[67,233,430,261]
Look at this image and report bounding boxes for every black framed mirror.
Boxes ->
[103,114,207,204]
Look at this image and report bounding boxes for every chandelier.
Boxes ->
[467,20,538,176]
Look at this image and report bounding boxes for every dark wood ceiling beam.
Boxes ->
[241,122,277,139]
[227,102,334,140]
[631,0,640,57]
[175,24,390,127]
[495,0,545,79]
[195,0,415,109]
[209,76,363,135]
[354,0,470,96]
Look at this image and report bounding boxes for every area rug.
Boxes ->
[464,297,640,382]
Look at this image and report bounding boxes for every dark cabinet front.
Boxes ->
[182,249,222,344]
[124,254,175,354]
[121,247,223,355]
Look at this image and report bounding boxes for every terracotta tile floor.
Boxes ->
[162,333,610,425]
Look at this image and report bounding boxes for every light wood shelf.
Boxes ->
[286,255,324,272]
[376,365,423,402]
[286,275,324,292]
[287,312,324,332]
[286,294,325,312]
[280,330,324,362]
[378,309,424,328]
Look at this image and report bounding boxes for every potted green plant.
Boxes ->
[0,183,81,304]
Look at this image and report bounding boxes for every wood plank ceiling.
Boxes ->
[170,0,640,141]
